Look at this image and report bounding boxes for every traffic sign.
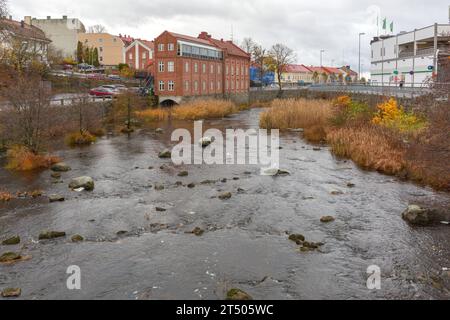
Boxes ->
[393,70,399,75]
[409,71,414,75]
[427,65,434,71]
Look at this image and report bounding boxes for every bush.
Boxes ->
[372,98,427,133]
[65,131,97,146]
[330,95,372,126]
[6,145,61,171]
[0,191,14,202]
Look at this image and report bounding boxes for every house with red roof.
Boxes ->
[280,64,313,85]
[153,30,250,105]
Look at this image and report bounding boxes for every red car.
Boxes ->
[89,87,117,97]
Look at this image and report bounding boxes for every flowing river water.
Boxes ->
[0,108,449,300]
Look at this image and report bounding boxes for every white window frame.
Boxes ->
[158,43,165,51]
[159,81,165,91]
[158,61,164,72]
[168,43,174,51]
[168,61,175,72]
[168,81,175,91]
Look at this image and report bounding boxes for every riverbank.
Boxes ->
[260,97,450,192]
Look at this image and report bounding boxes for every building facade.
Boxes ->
[77,33,125,67]
[0,17,51,64]
[281,64,314,84]
[125,39,154,71]
[370,23,450,86]
[24,15,85,59]
[153,31,250,104]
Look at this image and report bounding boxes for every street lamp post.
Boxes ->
[320,49,325,66]
[358,33,365,82]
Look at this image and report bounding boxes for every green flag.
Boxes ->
[390,22,394,33]
[382,18,387,30]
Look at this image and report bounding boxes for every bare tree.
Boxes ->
[240,37,255,54]
[269,43,296,94]
[88,24,107,33]
[0,73,52,152]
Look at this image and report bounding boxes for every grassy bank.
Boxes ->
[260,97,449,191]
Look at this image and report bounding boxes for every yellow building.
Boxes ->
[280,64,314,84]
[77,33,125,66]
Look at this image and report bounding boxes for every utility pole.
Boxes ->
[320,50,325,66]
[358,33,365,82]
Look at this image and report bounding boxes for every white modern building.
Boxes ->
[370,23,450,87]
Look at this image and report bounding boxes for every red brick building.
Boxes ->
[125,39,154,71]
[153,30,250,104]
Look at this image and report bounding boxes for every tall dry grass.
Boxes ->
[259,99,333,142]
[171,99,239,120]
[0,191,14,202]
[327,125,406,175]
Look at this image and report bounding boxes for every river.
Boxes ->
[0,108,449,300]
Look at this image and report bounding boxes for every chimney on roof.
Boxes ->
[20,20,25,28]
[9,15,12,20]
[24,16,31,25]
[198,31,211,40]
[62,15,67,20]
[47,16,51,20]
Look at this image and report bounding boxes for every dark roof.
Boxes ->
[1,18,51,42]
[167,31,213,46]
[198,32,250,58]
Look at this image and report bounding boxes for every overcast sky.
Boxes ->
[7,0,449,77]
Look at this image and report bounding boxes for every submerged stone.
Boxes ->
[49,194,65,203]
[289,234,305,244]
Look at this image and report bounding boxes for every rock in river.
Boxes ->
[0,252,21,263]
[402,205,430,226]
[226,288,252,300]
[218,192,232,200]
[49,194,65,203]
[288,234,305,245]
[158,149,172,159]
[320,216,335,223]
[69,176,94,191]
[51,172,61,179]
[51,162,71,172]
[38,231,66,240]
[178,171,189,177]
[2,236,20,245]
[1,288,21,298]
[71,235,84,242]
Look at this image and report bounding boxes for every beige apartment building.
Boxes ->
[78,33,125,67]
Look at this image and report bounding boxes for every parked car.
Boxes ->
[107,74,121,81]
[78,63,94,70]
[101,84,126,93]
[87,73,105,80]
[89,87,117,97]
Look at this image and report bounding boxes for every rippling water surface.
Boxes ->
[0,108,449,300]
